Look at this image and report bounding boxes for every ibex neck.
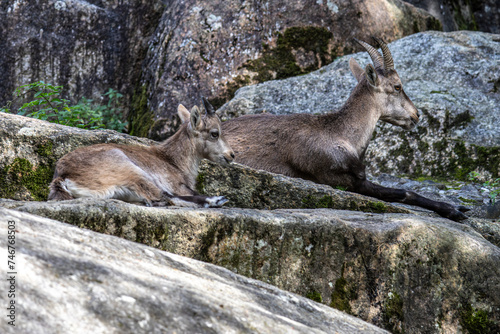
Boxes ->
[334,84,382,158]
[156,124,201,187]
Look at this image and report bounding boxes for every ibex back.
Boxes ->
[49,98,234,208]
[222,38,468,221]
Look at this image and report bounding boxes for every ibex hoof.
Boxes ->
[447,210,468,222]
[457,205,471,213]
[204,196,229,208]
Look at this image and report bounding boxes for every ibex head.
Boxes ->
[178,98,235,165]
[350,37,419,130]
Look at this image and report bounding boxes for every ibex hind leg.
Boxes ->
[152,192,229,208]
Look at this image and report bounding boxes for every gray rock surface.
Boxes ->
[219,31,500,181]
[198,161,412,214]
[0,207,389,334]
[1,200,499,333]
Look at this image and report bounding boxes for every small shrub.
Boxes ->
[1,81,127,132]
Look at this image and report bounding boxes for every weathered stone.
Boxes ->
[403,0,500,33]
[0,112,153,201]
[0,207,389,334]
[198,160,412,214]
[0,0,164,113]
[1,200,499,333]
[218,31,500,182]
[135,0,441,139]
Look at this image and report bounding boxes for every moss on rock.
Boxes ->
[0,158,53,201]
[243,26,335,83]
[330,276,353,314]
[306,291,323,303]
[449,142,500,181]
[382,292,404,334]
[128,84,154,138]
[301,195,334,209]
[460,304,497,334]
[367,201,388,213]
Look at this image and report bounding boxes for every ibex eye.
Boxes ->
[394,85,402,92]
[210,131,219,139]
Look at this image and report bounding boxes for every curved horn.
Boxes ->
[372,37,394,70]
[202,97,215,115]
[353,38,384,70]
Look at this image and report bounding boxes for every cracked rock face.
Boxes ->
[0,207,390,334]
[218,31,500,182]
[0,0,164,114]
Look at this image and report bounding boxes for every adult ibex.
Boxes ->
[222,38,468,221]
[49,98,234,208]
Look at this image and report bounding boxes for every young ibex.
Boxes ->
[49,98,235,208]
[222,38,469,221]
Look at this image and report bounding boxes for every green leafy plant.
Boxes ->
[1,81,127,132]
[468,171,500,204]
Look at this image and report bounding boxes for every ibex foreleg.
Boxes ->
[355,179,469,221]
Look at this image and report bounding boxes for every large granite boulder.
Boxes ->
[0,207,389,334]
[0,0,164,112]
[218,31,500,182]
[1,200,499,333]
[132,0,441,139]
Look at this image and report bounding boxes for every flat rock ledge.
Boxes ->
[1,199,499,333]
[0,207,387,334]
[198,160,412,214]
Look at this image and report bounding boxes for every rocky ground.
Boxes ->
[1,207,390,334]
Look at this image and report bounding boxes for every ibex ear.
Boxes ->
[202,97,215,116]
[349,58,364,83]
[177,104,190,123]
[365,64,379,87]
[190,106,202,130]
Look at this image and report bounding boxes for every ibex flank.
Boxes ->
[49,98,234,208]
[222,38,469,221]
